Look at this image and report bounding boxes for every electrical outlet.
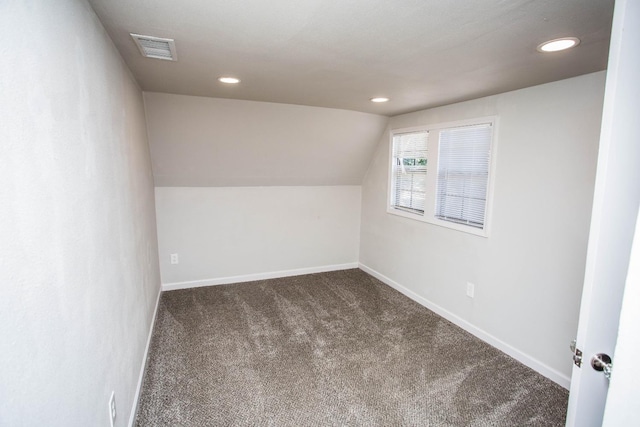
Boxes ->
[466,282,475,298]
[170,253,179,265]
[108,391,116,427]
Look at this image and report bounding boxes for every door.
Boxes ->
[565,0,640,425]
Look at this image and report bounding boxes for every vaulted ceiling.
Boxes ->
[89,0,614,117]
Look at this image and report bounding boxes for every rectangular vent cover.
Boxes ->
[130,34,177,61]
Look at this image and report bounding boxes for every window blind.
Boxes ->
[391,131,428,214]
[435,123,492,228]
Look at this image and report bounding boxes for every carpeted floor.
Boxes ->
[135,269,568,426]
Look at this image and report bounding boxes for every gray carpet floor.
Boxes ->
[135,269,568,426]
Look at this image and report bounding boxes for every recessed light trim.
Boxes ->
[218,77,241,84]
[537,37,580,52]
[370,97,390,103]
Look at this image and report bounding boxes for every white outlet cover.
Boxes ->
[170,253,179,264]
[466,282,475,298]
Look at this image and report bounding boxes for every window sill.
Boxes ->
[386,207,489,237]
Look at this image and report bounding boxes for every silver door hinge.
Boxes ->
[570,339,583,368]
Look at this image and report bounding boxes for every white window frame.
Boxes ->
[387,116,498,237]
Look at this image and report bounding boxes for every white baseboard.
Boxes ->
[358,263,571,389]
[128,286,162,427]
[162,262,360,291]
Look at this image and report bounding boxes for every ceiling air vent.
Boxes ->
[130,34,177,61]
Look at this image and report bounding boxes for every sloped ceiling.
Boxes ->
[144,93,388,186]
[89,0,613,116]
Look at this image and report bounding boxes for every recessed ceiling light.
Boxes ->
[370,97,390,103]
[537,37,580,52]
[218,77,241,84]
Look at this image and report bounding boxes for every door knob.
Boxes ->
[591,353,613,379]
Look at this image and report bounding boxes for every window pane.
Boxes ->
[436,124,492,228]
[391,131,428,214]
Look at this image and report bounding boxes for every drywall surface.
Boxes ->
[605,208,640,424]
[155,186,361,286]
[0,1,161,426]
[143,92,388,187]
[359,72,606,382]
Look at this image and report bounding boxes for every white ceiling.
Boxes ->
[89,0,614,116]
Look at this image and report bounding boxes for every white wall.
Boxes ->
[145,92,381,288]
[156,186,361,288]
[0,1,160,426]
[359,72,606,386]
[604,211,640,424]
[143,92,388,187]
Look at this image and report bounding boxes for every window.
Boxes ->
[387,117,496,236]
[390,131,428,215]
